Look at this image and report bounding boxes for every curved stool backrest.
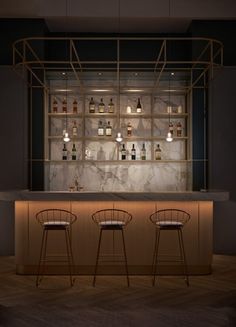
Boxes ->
[150,209,190,227]
[92,208,132,227]
[36,209,77,227]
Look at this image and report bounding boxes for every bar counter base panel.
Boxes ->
[12,194,225,277]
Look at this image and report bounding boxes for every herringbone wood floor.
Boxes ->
[0,255,236,326]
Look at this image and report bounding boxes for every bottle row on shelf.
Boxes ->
[59,120,184,138]
[51,97,143,114]
[61,142,162,161]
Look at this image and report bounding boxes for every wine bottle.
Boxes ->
[62,98,67,113]
[121,144,126,160]
[177,121,182,137]
[73,99,78,113]
[136,98,142,113]
[169,121,174,135]
[98,121,104,136]
[131,144,136,160]
[167,106,172,114]
[98,98,105,113]
[72,143,76,160]
[105,121,112,136]
[141,143,146,160]
[108,98,114,113]
[127,122,132,137]
[52,97,58,113]
[155,144,161,160]
[72,121,78,137]
[89,97,95,113]
[62,143,67,160]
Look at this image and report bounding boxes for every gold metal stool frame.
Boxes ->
[150,208,190,286]
[36,209,77,287]
[92,208,132,287]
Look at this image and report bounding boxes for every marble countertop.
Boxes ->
[0,190,229,201]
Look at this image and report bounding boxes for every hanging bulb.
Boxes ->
[63,130,70,142]
[115,132,123,143]
[166,131,173,142]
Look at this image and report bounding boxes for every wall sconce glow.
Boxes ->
[54,89,73,92]
[91,89,110,92]
[63,131,70,142]
[115,132,123,142]
[125,89,144,92]
[166,131,173,142]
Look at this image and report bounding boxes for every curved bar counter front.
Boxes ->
[2,190,228,276]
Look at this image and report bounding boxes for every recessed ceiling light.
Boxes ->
[171,72,175,76]
[61,72,66,76]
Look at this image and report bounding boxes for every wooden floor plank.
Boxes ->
[0,255,236,326]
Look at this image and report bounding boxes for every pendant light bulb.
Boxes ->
[166,131,173,142]
[63,131,70,142]
[115,132,123,143]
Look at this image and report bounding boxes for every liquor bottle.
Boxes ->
[121,144,126,160]
[155,144,161,160]
[167,105,172,114]
[141,143,146,160]
[62,98,67,113]
[136,98,142,113]
[105,121,112,136]
[98,121,104,136]
[62,143,67,160]
[177,121,182,137]
[89,97,95,113]
[98,98,105,113]
[72,121,78,137]
[131,144,136,160]
[108,98,114,113]
[71,143,77,160]
[169,121,174,135]
[127,122,132,137]
[73,99,78,113]
[177,105,182,113]
[52,97,58,113]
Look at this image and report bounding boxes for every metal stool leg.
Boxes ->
[67,228,76,281]
[121,228,130,287]
[93,228,103,287]
[36,228,46,287]
[65,228,74,287]
[152,228,161,286]
[179,228,189,286]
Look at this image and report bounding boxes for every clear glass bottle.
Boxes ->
[155,144,161,160]
[98,98,105,113]
[62,98,67,113]
[89,97,95,113]
[105,121,112,136]
[121,144,126,160]
[72,143,77,160]
[62,143,67,160]
[73,98,78,113]
[177,121,182,137]
[108,98,114,113]
[141,143,146,160]
[127,122,132,137]
[72,121,78,136]
[53,97,58,113]
[136,98,142,113]
[131,144,136,160]
[98,121,104,136]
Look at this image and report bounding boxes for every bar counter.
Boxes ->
[0,190,229,276]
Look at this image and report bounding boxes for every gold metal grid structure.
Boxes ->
[12,37,223,191]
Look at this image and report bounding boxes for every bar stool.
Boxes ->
[36,209,77,287]
[150,209,190,286]
[92,208,132,287]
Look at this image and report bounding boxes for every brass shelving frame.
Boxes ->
[13,37,223,190]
